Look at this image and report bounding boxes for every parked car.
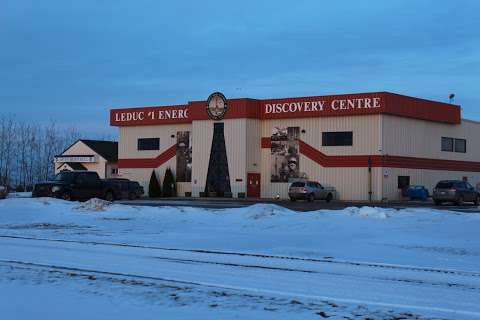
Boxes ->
[406,185,429,201]
[33,171,118,201]
[432,180,479,206]
[288,181,335,202]
[0,185,7,199]
[105,178,144,200]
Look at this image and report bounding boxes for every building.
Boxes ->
[110,92,480,200]
[54,139,119,179]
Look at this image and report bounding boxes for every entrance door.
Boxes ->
[205,123,231,196]
[247,173,261,198]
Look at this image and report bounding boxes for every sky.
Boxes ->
[1,0,479,137]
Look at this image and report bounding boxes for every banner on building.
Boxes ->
[271,127,300,182]
[176,131,192,182]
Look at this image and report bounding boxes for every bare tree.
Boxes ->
[0,115,101,189]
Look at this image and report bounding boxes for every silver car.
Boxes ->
[288,181,335,202]
[433,180,479,206]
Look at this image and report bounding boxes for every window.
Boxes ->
[398,176,410,189]
[322,131,353,146]
[138,138,160,150]
[454,138,466,153]
[441,137,453,152]
[442,137,466,153]
[111,168,118,175]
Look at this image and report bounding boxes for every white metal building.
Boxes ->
[110,92,480,200]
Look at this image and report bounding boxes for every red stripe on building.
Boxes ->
[118,145,177,168]
[261,138,480,172]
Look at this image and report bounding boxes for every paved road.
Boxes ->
[117,198,480,213]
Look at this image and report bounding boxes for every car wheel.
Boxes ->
[104,191,114,202]
[325,193,333,203]
[474,196,479,206]
[307,193,314,202]
[455,196,464,206]
[290,197,296,202]
[434,200,442,206]
[61,192,72,201]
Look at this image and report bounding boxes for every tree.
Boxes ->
[162,167,176,197]
[148,170,161,198]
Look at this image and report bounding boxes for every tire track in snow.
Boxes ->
[1,259,479,319]
[1,234,479,278]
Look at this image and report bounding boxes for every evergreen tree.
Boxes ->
[162,168,176,197]
[148,170,161,198]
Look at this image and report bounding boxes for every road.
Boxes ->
[117,198,480,213]
[1,236,479,319]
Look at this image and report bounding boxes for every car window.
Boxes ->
[307,182,315,188]
[316,183,323,189]
[436,181,453,189]
[466,182,474,189]
[456,182,466,189]
[291,182,305,187]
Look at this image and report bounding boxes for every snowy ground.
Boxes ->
[0,198,479,319]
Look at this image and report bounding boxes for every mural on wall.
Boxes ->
[176,131,192,182]
[271,126,300,182]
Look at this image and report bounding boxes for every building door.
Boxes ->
[247,173,261,198]
[205,123,231,196]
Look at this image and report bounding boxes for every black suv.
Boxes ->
[33,171,117,201]
[432,180,479,206]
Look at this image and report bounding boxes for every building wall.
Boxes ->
[118,124,191,193]
[105,162,118,179]
[246,119,262,174]
[191,120,213,197]
[191,119,253,197]
[260,115,382,200]
[261,115,382,156]
[381,167,480,200]
[118,124,191,159]
[382,115,480,161]
[115,113,480,200]
[119,157,177,194]
[380,115,480,200]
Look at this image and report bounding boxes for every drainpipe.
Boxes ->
[368,156,372,202]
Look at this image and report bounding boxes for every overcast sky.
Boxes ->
[1,0,479,136]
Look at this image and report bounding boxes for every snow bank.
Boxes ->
[73,198,112,212]
[1,197,480,271]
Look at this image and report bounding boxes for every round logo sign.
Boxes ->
[206,92,227,120]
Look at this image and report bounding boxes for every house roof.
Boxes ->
[80,140,118,162]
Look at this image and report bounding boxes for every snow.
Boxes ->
[1,198,480,319]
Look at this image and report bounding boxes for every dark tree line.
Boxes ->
[0,115,112,191]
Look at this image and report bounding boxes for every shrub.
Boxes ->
[162,168,176,197]
[148,170,162,198]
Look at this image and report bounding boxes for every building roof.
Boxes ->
[80,140,118,162]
